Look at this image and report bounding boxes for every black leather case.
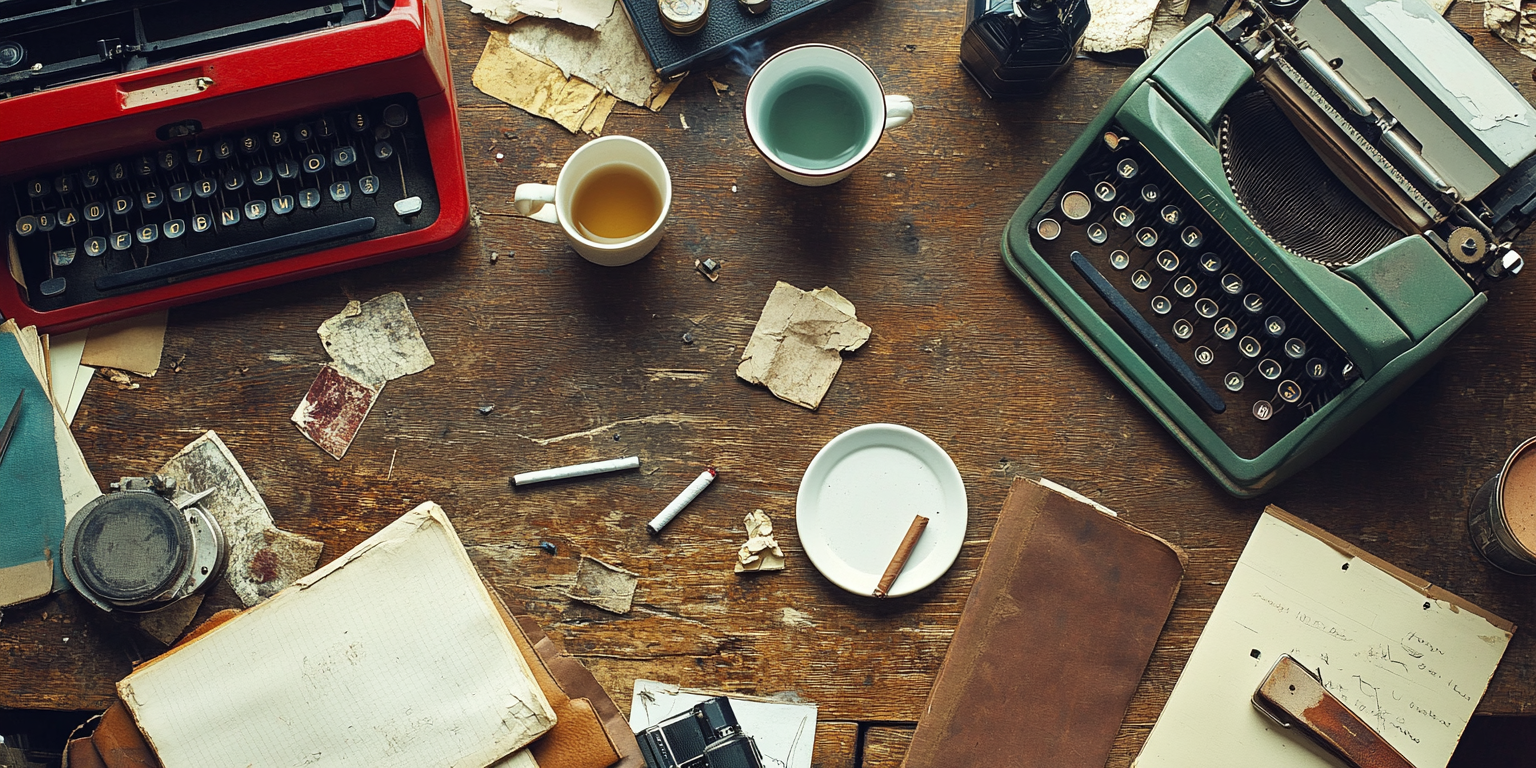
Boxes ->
[618,0,860,79]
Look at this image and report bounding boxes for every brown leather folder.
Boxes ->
[901,477,1187,768]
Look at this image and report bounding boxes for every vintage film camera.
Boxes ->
[637,696,763,768]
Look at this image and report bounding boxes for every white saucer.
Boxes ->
[795,424,967,597]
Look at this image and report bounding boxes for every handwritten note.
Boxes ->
[1134,509,1512,768]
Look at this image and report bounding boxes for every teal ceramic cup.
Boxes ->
[744,44,914,186]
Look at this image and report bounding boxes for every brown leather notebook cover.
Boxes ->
[901,477,1187,768]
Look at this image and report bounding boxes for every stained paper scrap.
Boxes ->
[1083,0,1161,53]
[737,282,871,410]
[465,0,616,29]
[292,364,382,460]
[1145,0,1191,56]
[474,31,620,135]
[735,510,786,573]
[503,13,682,110]
[160,431,324,608]
[1487,0,1536,60]
[80,310,167,377]
[565,555,639,614]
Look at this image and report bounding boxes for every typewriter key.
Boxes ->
[40,278,66,297]
[1060,191,1092,220]
[1194,346,1215,365]
[303,153,327,173]
[84,237,107,257]
[1242,293,1264,313]
[1093,181,1116,202]
[1116,158,1139,179]
[25,179,46,197]
[1277,380,1302,403]
[1238,336,1262,358]
[1131,270,1152,291]
[1263,316,1286,338]
[1135,227,1158,248]
[1220,273,1243,295]
[82,168,103,188]
[170,183,192,203]
[1252,400,1274,421]
[54,174,75,195]
[111,196,133,215]
[1305,358,1328,380]
[330,181,353,202]
[251,166,275,186]
[1224,372,1244,392]
[348,110,371,133]
[0,41,24,70]
[192,214,213,233]
[1150,295,1172,315]
[276,159,299,179]
[220,207,241,227]
[1195,297,1219,318]
[133,156,155,176]
[268,128,288,148]
[316,117,337,138]
[1140,184,1159,203]
[1283,338,1307,359]
[140,189,164,211]
[299,189,322,209]
[135,224,158,244]
[1154,250,1179,272]
[110,231,131,250]
[1173,275,1198,297]
[84,202,105,221]
[1257,359,1282,380]
[1180,226,1203,249]
[214,140,234,160]
[52,247,76,267]
[1160,205,1182,226]
[239,134,261,154]
[374,141,395,161]
[383,104,410,129]
[163,219,185,239]
[359,176,380,195]
[1112,206,1136,227]
[332,146,358,167]
[273,195,296,215]
[244,200,268,221]
[1172,318,1194,340]
[187,146,211,166]
[1109,249,1130,270]
[222,169,246,191]
[13,216,36,236]
[374,125,392,141]
[1035,218,1061,240]
[35,212,54,232]
[1214,317,1237,340]
[57,208,77,228]
[1086,223,1108,244]
[109,162,129,182]
[157,149,179,171]
[194,178,217,199]
[293,123,314,142]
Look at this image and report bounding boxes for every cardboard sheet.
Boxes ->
[1134,508,1514,768]
[629,681,817,768]
[565,555,639,614]
[736,282,871,410]
[465,0,616,29]
[80,310,167,377]
[474,32,619,135]
[119,502,557,768]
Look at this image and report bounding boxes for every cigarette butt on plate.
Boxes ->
[874,514,929,597]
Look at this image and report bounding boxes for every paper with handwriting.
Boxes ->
[1134,509,1513,768]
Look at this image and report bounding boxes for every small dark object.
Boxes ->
[0,389,22,466]
[683,332,694,344]
[960,0,1091,98]
[638,696,763,768]
[0,41,22,70]
[540,541,558,554]
[477,404,495,415]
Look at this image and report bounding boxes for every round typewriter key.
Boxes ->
[375,125,392,141]
[1172,318,1194,340]
[348,110,371,133]
[1305,357,1328,380]
[220,207,241,227]
[1093,181,1116,202]
[133,156,154,176]
[194,178,217,199]
[251,166,274,186]
[1173,275,1198,298]
[359,175,380,195]
[1109,249,1130,270]
[1112,205,1136,227]
[1060,191,1092,220]
[54,174,75,195]
[330,181,352,202]
[1220,273,1243,295]
[268,128,287,148]
[1277,380,1303,403]
[191,214,212,233]
[222,169,245,191]
[332,146,358,168]
[140,188,164,211]
[14,215,37,236]
[135,224,158,244]
[0,41,24,70]
[276,159,299,179]
[1195,297,1219,318]
[111,196,133,215]
[1242,293,1264,314]
[1263,315,1286,338]
[374,141,394,161]
[1086,223,1108,244]
[1258,358,1282,380]
[272,195,295,215]
[1180,226,1203,249]
[35,211,54,232]
[316,117,337,138]
[110,231,131,251]
[186,146,211,166]
[1224,372,1245,392]
[1284,338,1307,359]
[40,278,66,297]
[1155,250,1179,272]
[1252,400,1274,421]
[1140,184,1160,203]
[1116,158,1139,179]
[109,162,128,182]
[1160,205,1183,226]
[157,149,178,172]
[170,183,192,203]
[1131,270,1152,291]
[1150,295,1173,315]
[26,178,47,197]
[293,123,313,142]
[1035,218,1061,240]
[51,247,76,267]
[1214,317,1237,340]
[298,189,322,209]
[303,153,327,173]
[383,104,409,128]
[214,140,234,160]
[84,237,107,257]
[82,168,102,189]
[1194,346,1215,365]
[244,199,268,221]
[1238,335,1262,358]
[84,202,105,222]
[163,219,185,239]
[57,208,78,228]
[1136,227,1158,248]
[239,134,260,154]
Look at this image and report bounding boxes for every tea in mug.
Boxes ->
[571,163,663,243]
[763,73,871,171]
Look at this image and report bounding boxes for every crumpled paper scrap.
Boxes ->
[1084,0,1162,53]
[465,0,615,29]
[1145,0,1191,56]
[737,282,871,410]
[474,31,618,135]
[1487,0,1536,61]
[735,510,785,573]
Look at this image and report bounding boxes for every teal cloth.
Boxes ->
[0,331,65,587]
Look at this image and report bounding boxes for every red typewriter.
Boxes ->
[0,0,469,332]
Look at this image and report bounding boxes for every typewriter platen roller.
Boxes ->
[1004,0,1536,496]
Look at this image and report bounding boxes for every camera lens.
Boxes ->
[0,42,23,70]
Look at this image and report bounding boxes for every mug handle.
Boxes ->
[884,95,914,131]
[514,183,560,224]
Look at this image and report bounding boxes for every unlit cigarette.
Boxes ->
[874,515,929,598]
[513,456,641,487]
[647,467,718,535]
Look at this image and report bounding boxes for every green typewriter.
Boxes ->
[1004,0,1536,496]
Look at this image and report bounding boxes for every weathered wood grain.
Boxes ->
[860,726,913,768]
[4,2,1536,768]
[813,721,859,768]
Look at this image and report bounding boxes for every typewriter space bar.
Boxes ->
[95,218,377,292]
[1070,251,1226,414]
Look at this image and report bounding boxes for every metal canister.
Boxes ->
[1467,436,1536,575]
[658,0,709,36]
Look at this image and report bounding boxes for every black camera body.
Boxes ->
[637,697,763,768]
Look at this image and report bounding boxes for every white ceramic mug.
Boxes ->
[513,136,672,266]
[744,44,914,187]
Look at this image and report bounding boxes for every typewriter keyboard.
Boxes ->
[1030,128,1356,459]
[4,93,439,312]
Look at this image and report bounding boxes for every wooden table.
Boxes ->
[4,1,1535,766]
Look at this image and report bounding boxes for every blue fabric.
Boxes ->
[0,331,65,583]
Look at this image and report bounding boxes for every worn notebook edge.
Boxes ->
[1264,505,1515,633]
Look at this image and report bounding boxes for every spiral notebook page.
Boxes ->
[119,503,556,768]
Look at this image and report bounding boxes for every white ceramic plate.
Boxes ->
[796,423,967,597]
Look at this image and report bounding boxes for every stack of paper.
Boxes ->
[0,320,100,607]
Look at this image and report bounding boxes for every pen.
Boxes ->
[0,390,22,467]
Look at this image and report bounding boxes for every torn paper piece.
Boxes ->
[464,0,616,29]
[45,329,86,419]
[1145,0,1191,57]
[503,12,682,110]
[564,555,638,614]
[317,292,434,389]
[474,32,620,135]
[66,364,92,425]
[1083,0,1161,53]
[80,310,167,377]
[630,681,817,768]
[1487,0,1536,61]
[292,363,382,460]
[735,510,785,573]
[736,282,871,410]
[160,431,324,607]
[134,594,204,645]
